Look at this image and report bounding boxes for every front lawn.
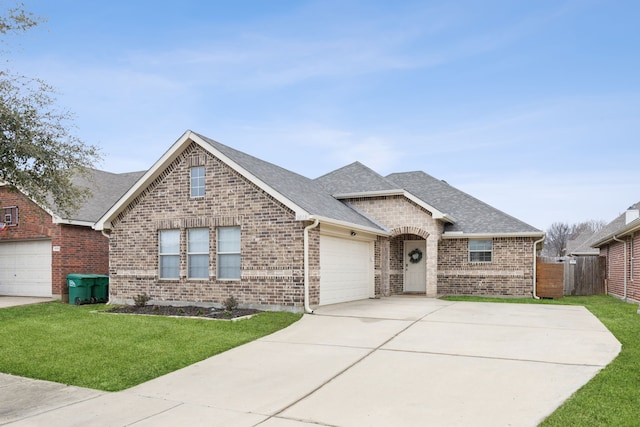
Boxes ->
[443,295,640,426]
[0,301,301,391]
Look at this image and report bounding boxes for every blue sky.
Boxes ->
[6,0,640,231]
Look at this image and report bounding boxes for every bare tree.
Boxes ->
[542,220,607,256]
[544,222,571,257]
[0,3,101,217]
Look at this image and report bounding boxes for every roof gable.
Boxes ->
[315,162,453,222]
[386,171,542,236]
[96,131,387,234]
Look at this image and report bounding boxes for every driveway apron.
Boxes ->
[1,297,620,427]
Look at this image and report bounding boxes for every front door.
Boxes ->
[404,240,426,293]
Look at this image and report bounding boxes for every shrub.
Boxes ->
[133,293,150,307]
[223,296,239,311]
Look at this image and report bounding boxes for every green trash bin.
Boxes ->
[67,274,92,305]
[90,275,109,303]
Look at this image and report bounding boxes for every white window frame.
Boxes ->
[217,226,241,280]
[159,229,180,279]
[2,206,18,226]
[469,239,492,263]
[187,228,210,279]
[190,166,205,198]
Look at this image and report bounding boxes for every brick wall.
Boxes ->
[631,233,640,301]
[53,224,109,299]
[437,237,536,296]
[109,143,310,310]
[604,234,640,302]
[606,240,626,298]
[0,187,109,299]
[0,187,56,240]
[344,195,441,297]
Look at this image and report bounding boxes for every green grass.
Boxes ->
[0,301,301,391]
[443,295,640,426]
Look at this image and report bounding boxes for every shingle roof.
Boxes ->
[386,171,541,234]
[97,130,542,236]
[591,201,640,248]
[566,230,600,255]
[315,162,399,195]
[194,133,386,232]
[64,169,146,223]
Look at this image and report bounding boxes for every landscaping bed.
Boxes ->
[106,304,261,319]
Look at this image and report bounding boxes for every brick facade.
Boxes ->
[437,237,536,296]
[344,195,442,297]
[108,144,316,310]
[104,139,541,309]
[0,187,109,299]
[601,233,640,303]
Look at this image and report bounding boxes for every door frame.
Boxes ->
[403,240,427,293]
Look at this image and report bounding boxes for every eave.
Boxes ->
[442,231,545,239]
[592,218,640,248]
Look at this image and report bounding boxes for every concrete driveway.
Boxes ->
[0,296,54,309]
[0,297,620,426]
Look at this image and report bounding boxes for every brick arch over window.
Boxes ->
[390,226,429,240]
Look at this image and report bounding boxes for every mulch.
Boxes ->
[105,304,261,319]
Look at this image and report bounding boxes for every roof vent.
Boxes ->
[625,209,639,225]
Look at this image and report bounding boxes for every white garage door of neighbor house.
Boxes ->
[0,240,52,297]
[320,235,373,305]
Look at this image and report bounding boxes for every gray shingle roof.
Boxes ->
[65,169,146,223]
[591,201,640,248]
[315,162,399,195]
[386,171,541,234]
[194,133,386,231]
[566,230,600,255]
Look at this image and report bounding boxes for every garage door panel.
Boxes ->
[0,241,52,297]
[320,235,372,306]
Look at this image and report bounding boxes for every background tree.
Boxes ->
[542,220,606,257]
[0,3,100,217]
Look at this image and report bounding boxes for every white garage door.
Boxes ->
[0,240,52,297]
[320,235,373,305]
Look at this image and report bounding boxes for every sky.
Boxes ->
[4,0,639,232]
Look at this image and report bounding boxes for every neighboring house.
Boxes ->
[95,130,544,311]
[566,230,600,257]
[591,202,640,303]
[0,169,144,300]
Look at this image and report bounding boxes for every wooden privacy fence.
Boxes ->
[536,258,564,298]
[536,256,606,297]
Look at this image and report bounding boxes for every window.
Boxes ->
[190,166,205,197]
[2,206,18,226]
[218,227,240,280]
[159,230,180,279]
[188,228,210,279]
[469,239,492,262]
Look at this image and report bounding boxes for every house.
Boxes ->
[0,169,144,300]
[95,130,544,311]
[566,230,599,257]
[590,202,640,303]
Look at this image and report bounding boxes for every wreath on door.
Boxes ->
[408,248,423,264]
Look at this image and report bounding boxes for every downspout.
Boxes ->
[613,235,628,300]
[304,218,320,314]
[532,235,545,299]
